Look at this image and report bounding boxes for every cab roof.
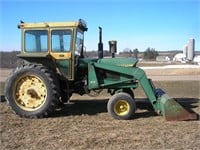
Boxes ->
[18,19,88,31]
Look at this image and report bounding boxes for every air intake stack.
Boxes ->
[109,40,117,58]
[98,27,103,58]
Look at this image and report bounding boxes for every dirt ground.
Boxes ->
[0,67,200,150]
[0,99,199,150]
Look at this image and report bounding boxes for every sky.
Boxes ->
[0,0,199,52]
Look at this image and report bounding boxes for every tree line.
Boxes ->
[0,48,158,68]
[0,51,21,68]
[119,47,159,60]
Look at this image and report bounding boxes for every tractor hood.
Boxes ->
[97,58,138,67]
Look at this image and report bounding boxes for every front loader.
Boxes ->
[5,19,197,121]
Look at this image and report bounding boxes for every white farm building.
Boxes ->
[173,53,187,62]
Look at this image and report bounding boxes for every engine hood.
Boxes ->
[97,57,138,67]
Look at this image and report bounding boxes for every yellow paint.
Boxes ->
[14,74,47,111]
[50,52,72,60]
[118,64,133,67]
[19,21,80,29]
[114,100,130,116]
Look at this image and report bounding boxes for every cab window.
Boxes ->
[24,30,48,52]
[75,31,84,55]
[51,30,72,52]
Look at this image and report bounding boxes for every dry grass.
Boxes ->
[135,81,200,99]
[144,68,200,76]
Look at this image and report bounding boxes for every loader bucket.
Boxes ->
[156,89,198,121]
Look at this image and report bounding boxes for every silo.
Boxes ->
[183,44,188,58]
[187,38,195,60]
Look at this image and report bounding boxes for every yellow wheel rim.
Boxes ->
[14,74,47,111]
[114,100,130,116]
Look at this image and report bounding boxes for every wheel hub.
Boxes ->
[14,75,47,111]
[114,100,130,116]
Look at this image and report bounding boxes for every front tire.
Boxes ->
[107,92,136,120]
[5,64,60,118]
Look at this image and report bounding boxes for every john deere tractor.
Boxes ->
[5,19,196,120]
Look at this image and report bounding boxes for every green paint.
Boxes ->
[56,60,70,78]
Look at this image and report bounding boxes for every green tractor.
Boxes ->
[5,19,197,120]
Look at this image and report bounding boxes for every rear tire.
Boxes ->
[107,92,136,120]
[5,64,60,118]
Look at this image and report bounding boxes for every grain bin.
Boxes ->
[183,45,188,58]
[187,38,195,60]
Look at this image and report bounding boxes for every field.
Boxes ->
[0,67,200,150]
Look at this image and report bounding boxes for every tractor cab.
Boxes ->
[17,19,88,80]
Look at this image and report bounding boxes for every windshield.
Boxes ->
[75,31,84,56]
[51,30,72,52]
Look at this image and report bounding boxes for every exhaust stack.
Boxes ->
[98,27,103,58]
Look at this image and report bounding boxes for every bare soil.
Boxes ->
[0,67,200,150]
[0,98,200,150]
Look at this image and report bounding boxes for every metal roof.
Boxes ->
[18,22,79,28]
[18,19,88,31]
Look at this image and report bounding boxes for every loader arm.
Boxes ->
[88,62,197,121]
[88,62,160,111]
